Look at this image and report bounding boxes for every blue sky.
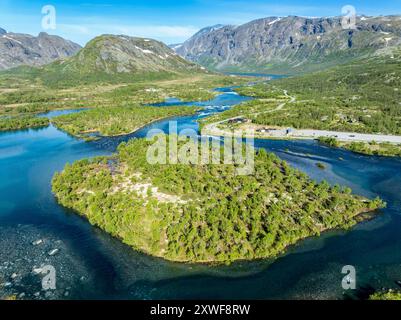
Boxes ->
[0,0,400,45]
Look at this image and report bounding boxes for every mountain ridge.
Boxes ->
[3,34,208,87]
[0,29,81,70]
[175,15,401,73]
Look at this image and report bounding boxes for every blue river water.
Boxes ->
[1,84,401,300]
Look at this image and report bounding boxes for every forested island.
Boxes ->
[52,105,198,139]
[52,138,385,263]
[0,116,49,132]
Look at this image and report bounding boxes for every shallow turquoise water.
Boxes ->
[1,87,401,299]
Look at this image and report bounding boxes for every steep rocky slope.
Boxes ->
[0,30,81,70]
[176,15,401,73]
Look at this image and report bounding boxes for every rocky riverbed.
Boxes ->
[0,224,93,300]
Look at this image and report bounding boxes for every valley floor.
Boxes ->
[0,73,252,134]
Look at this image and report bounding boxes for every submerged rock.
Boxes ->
[32,239,43,246]
[48,249,59,256]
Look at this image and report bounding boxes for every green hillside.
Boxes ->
[204,47,401,136]
[0,35,207,88]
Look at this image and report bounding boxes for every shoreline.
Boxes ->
[202,122,401,144]
[201,123,401,157]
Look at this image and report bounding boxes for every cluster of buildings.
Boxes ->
[226,117,294,137]
[256,127,294,136]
